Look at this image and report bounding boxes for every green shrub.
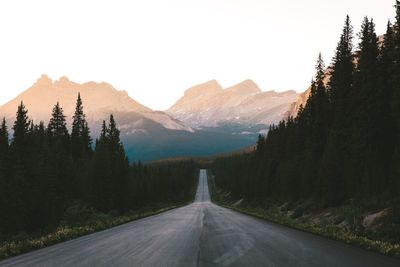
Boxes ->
[61,201,111,226]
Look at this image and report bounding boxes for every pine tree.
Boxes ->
[71,93,92,159]
[48,102,69,137]
[0,118,9,231]
[343,17,380,195]
[12,102,30,148]
[91,115,129,213]
[328,15,354,109]
[322,16,355,204]
[107,115,129,213]
[309,54,331,197]
[392,1,400,132]
[108,114,120,146]
[380,21,395,107]
[100,120,107,139]
[71,94,92,199]
[91,120,112,211]
[392,1,400,192]
[5,102,32,231]
[0,118,8,155]
[47,102,72,210]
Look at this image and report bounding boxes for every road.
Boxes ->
[1,169,400,267]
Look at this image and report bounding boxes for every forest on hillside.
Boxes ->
[212,1,400,232]
[0,94,198,238]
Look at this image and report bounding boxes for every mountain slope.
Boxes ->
[285,66,332,118]
[167,79,298,128]
[0,75,192,136]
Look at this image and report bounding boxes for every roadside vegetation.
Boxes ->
[0,95,198,259]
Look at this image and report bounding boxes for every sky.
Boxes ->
[0,0,396,110]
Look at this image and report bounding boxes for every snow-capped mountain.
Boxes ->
[167,79,299,128]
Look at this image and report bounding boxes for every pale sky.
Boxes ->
[0,0,396,110]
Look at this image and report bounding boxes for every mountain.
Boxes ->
[285,66,333,118]
[0,75,258,161]
[0,75,302,161]
[167,79,299,128]
[285,89,312,118]
[0,74,192,134]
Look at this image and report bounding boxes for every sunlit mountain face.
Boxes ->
[167,79,298,128]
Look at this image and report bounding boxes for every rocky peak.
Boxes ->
[183,80,222,98]
[35,74,52,86]
[224,79,261,95]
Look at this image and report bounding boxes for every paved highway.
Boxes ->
[1,169,399,266]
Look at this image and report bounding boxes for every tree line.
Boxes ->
[0,94,197,236]
[212,2,400,207]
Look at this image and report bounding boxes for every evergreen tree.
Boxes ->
[71,93,92,159]
[107,115,129,212]
[12,102,30,148]
[91,115,129,213]
[0,118,8,155]
[6,102,31,231]
[321,16,355,204]
[47,102,72,211]
[100,120,107,139]
[71,94,92,198]
[91,119,112,211]
[108,114,120,145]
[328,15,354,108]
[0,118,9,231]
[392,0,400,191]
[48,102,69,137]
[347,17,381,195]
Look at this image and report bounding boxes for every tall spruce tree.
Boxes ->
[393,0,400,126]
[296,54,328,196]
[108,115,129,213]
[391,0,400,191]
[71,93,92,158]
[328,15,354,108]
[48,102,69,138]
[311,53,330,141]
[347,17,381,195]
[91,120,112,211]
[91,115,129,213]
[71,94,92,198]
[47,102,72,210]
[7,102,31,231]
[322,16,355,204]
[12,102,30,148]
[0,118,9,231]
[0,118,8,155]
[380,21,395,170]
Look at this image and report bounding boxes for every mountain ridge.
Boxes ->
[0,74,192,134]
[167,79,299,128]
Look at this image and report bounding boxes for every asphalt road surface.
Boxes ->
[1,169,400,267]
